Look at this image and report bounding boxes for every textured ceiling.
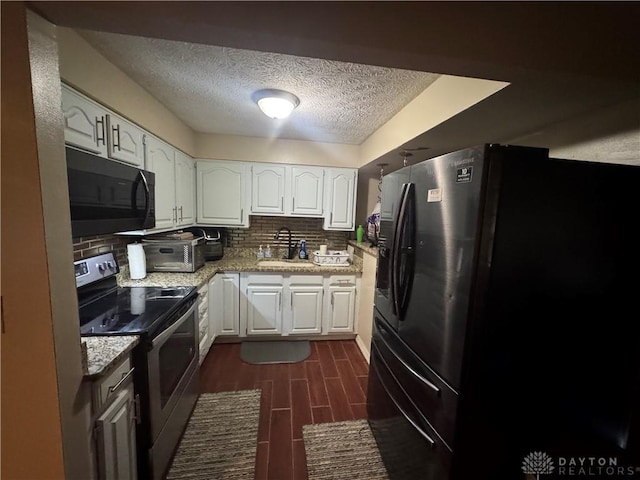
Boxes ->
[78,30,440,145]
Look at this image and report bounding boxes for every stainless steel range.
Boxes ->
[76,252,199,480]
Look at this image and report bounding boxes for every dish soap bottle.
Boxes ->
[298,239,308,260]
[356,224,364,243]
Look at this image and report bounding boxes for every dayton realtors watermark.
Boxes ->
[522,451,639,478]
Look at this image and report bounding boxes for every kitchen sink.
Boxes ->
[257,260,310,267]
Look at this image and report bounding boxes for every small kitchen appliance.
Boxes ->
[142,235,205,272]
[76,252,199,480]
[185,227,224,261]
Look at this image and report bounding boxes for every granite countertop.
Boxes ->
[82,335,139,378]
[348,240,379,257]
[118,251,362,288]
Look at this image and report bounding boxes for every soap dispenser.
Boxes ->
[265,245,271,258]
[257,245,264,259]
[298,239,308,260]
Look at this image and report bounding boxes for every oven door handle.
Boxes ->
[152,301,197,348]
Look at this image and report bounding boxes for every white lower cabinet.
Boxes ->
[287,275,324,335]
[210,272,241,337]
[92,356,138,480]
[242,274,285,335]
[238,272,356,337]
[324,275,357,333]
[197,282,210,364]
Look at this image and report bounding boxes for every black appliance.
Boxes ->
[76,252,199,480]
[368,144,640,479]
[67,146,156,237]
[185,227,224,261]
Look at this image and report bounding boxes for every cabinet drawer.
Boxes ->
[245,273,284,285]
[93,357,133,413]
[327,274,356,286]
[288,274,323,286]
[373,317,458,449]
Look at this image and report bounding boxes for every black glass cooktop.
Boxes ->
[79,286,197,338]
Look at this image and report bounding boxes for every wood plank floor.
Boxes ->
[199,340,370,480]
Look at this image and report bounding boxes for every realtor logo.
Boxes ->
[522,451,555,479]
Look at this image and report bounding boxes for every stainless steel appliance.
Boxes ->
[76,252,199,480]
[142,236,205,272]
[368,145,640,478]
[66,146,155,237]
[185,227,224,261]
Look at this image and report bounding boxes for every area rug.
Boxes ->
[166,389,261,480]
[240,340,310,364]
[303,419,389,480]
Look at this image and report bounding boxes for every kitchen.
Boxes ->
[3,1,637,478]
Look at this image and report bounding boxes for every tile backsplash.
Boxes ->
[225,216,348,251]
[72,216,348,267]
[73,234,138,266]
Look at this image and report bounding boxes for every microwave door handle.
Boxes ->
[138,171,151,222]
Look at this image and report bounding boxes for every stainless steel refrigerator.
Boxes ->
[367,144,640,479]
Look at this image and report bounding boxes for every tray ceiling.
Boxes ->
[78,30,440,145]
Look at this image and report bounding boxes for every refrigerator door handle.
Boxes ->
[389,184,408,316]
[397,183,416,318]
[371,352,436,447]
[375,317,440,394]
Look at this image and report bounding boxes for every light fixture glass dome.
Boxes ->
[252,89,300,119]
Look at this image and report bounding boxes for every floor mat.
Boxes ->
[240,340,310,364]
[303,419,389,480]
[166,389,260,480]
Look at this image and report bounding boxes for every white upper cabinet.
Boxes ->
[249,164,325,218]
[175,151,196,227]
[197,160,249,227]
[145,136,177,230]
[61,84,108,156]
[106,113,145,167]
[290,166,324,216]
[251,164,286,215]
[324,168,358,231]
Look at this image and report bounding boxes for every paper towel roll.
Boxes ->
[127,243,147,280]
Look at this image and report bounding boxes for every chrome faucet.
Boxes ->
[274,227,298,259]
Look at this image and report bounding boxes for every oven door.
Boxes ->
[147,301,198,442]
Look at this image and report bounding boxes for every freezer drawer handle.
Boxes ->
[376,320,440,395]
[371,358,436,447]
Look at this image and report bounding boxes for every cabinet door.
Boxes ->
[246,286,283,335]
[197,283,210,364]
[251,164,286,215]
[211,273,240,336]
[106,114,145,167]
[325,276,357,333]
[288,286,323,334]
[197,161,248,226]
[61,85,108,156]
[291,167,324,216]
[324,168,357,230]
[145,137,176,230]
[96,388,138,480]
[175,151,196,227]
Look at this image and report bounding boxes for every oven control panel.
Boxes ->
[75,252,120,288]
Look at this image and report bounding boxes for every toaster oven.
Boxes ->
[142,237,205,273]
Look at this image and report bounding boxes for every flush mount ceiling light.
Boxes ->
[252,89,300,119]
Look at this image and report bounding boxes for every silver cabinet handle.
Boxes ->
[133,393,142,424]
[292,196,295,211]
[278,291,282,311]
[112,124,121,150]
[331,292,334,308]
[108,367,134,395]
[281,196,284,210]
[95,116,106,146]
[179,206,183,222]
[240,208,244,223]
[173,206,177,223]
[330,212,333,224]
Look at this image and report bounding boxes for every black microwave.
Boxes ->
[66,146,155,237]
